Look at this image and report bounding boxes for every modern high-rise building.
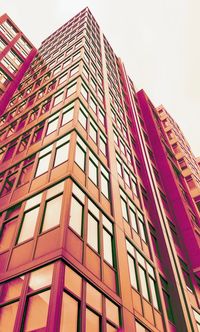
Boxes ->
[0,7,199,332]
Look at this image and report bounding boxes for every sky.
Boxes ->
[1,0,200,156]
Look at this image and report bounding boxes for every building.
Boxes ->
[0,14,36,115]
[156,105,200,214]
[0,7,199,332]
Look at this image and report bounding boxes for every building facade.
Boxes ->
[0,7,199,332]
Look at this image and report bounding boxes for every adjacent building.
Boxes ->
[0,7,199,332]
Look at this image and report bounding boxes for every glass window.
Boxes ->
[59,73,68,85]
[0,277,24,303]
[0,218,17,252]
[117,160,123,177]
[103,229,113,266]
[86,283,102,313]
[124,169,130,187]
[53,91,64,106]
[138,266,149,301]
[75,144,86,171]
[121,198,128,221]
[149,277,159,310]
[64,266,82,297]
[128,255,138,290]
[70,65,79,76]
[90,98,97,113]
[105,298,119,326]
[62,108,73,125]
[130,208,138,233]
[81,84,88,100]
[87,214,98,252]
[132,178,138,196]
[29,265,53,291]
[67,82,77,96]
[69,196,83,236]
[35,153,51,177]
[89,159,98,185]
[17,207,39,244]
[86,308,100,332]
[23,290,50,331]
[89,124,97,142]
[79,108,87,129]
[54,142,69,167]
[99,136,106,155]
[0,301,18,331]
[46,117,59,135]
[99,109,105,124]
[60,292,79,332]
[41,195,62,232]
[138,219,147,242]
[101,174,109,199]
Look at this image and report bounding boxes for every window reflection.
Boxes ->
[0,276,24,303]
[86,308,100,332]
[28,265,53,291]
[0,218,17,252]
[41,195,62,232]
[17,206,39,244]
[60,292,79,332]
[0,301,18,331]
[23,290,50,331]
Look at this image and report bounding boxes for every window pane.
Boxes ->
[75,145,85,171]
[99,137,106,155]
[86,283,102,313]
[89,159,98,185]
[60,292,78,332]
[105,298,119,326]
[130,209,138,232]
[81,85,88,100]
[89,125,97,142]
[86,308,100,332]
[46,118,59,135]
[87,214,98,252]
[54,92,64,106]
[139,219,147,242]
[101,174,109,198]
[35,153,51,177]
[69,196,83,236]
[0,218,17,252]
[17,207,39,244]
[64,266,82,297]
[29,265,53,291]
[149,277,159,310]
[54,143,69,167]
[79,110,87,128]
[103,229,113,266]
[121,198,128,221]
[139,266,149,301]
[62,109,73,125]
[0,301,18,331]
[128,255,138,290]
[23,290,50,331]
[41,195,62,232]
[67,83,77,96]
[0,277,24,303]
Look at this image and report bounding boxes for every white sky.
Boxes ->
[1,0,199,156]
